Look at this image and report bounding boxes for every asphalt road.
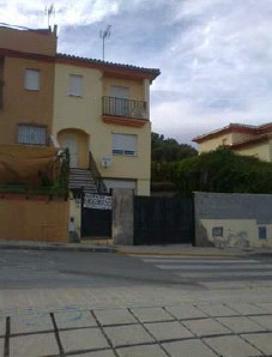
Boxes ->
[0,249,272,316]
[1,249,272,289]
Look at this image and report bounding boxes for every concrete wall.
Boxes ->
[53,63,151,195]
[194,192,272,248]
[112,189,134,245]
[0,194,69,242]
[69,194,81,238]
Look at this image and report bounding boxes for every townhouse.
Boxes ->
[0,25,160,196]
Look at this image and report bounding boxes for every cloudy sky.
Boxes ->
[1,0,272,144]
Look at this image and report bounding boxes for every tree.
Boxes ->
[151,132,197,162]
[151,132,197,189]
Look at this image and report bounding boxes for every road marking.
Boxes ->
[155,264,272,270]
[176,271,272,277]
[142,258,259,264]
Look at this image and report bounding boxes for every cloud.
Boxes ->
[1,0,272,144]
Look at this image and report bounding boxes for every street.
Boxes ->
[0,250,272,356]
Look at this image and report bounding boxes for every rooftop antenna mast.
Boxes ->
[45,4,55,29]
[100,25,111,61]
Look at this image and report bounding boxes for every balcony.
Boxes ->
[102,96,148,127]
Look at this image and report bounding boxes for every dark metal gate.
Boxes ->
[134,196,194,245]
[81,193,112,238]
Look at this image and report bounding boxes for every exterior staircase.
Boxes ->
[69,168,98,194]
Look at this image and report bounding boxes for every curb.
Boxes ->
[0,244,116,253]
[117,251,246,258]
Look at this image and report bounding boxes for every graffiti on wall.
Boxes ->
[213,228,250,248]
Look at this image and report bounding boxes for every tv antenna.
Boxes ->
[45,4,55,29]
[100,25,111,61]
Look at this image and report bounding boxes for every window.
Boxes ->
[212,226,223,237]
[112,133,137,156]
[69,74,83,97]
[17,125,47,145]
[258,226,267,240]
[24,69,40,91]
[110,86,129,99]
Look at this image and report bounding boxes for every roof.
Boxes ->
[56,53,160,81]
[192,122,272,143]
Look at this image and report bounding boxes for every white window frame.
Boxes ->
[24,69,40,91]
[69,74,83,97]
[112,133,137,156]
[17,124,47,145]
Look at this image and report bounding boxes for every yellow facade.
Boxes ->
[197,133,233,153]
[196,129,272,162]
[103,77,145,100]
[53,63,151,195]
[235,141,272,162]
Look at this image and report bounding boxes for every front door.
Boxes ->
[63,136,78,168]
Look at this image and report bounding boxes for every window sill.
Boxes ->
[25,88,40,92]
[17,143,47,146]
[112,153,138,158]
[68,94,83,98]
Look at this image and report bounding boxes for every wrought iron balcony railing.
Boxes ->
[102,96,148,120]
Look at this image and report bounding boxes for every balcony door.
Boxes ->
[110,86,129,116]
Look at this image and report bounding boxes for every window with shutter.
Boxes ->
[112,133,137,156]
[17,125,47,145]
[69,74,83,97]
[24,69,40,91]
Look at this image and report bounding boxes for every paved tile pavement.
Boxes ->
[1,302,272,356]
[242,333,272,355]
[103,325,154,347]
[204,335,261,357]
[163,339,217,357]
[117,344,167,357]
[93,309,137,326]
[54,310,97,329]
[59,328,109,352]
[10,333,59,357]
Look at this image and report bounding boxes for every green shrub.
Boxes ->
[173,148,272,195]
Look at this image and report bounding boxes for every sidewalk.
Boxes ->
[0,240,271,258]
[0,239,116,253]
[2,301,272,356]
[117,244,272,258]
